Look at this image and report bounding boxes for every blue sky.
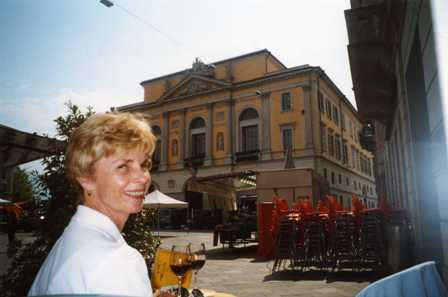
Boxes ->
[1,0,354,170]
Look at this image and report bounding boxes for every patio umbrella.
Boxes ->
[0,198,12,204]
[0,198,22,218]
[143,190,188,234]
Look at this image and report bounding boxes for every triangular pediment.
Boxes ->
[160,75,231,101]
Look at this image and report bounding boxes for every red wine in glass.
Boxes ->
[170,262,191,278]
[170,245,191,297]
[190,258,205,271]
[188,243,206,290]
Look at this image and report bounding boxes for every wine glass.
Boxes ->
[188,243,206,291]
[169,245,191,297]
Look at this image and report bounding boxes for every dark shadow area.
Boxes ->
[264,270,327,282]
[264,269,385,284]
[157,235,176,239]
[325,270,386,283]
[206,245,258,260]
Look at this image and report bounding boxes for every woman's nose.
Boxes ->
[133,166,150,183]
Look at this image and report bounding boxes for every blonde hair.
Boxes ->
[66,112,156,190]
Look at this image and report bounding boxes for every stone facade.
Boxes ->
[117,49,376,211]
[345,0,448,281]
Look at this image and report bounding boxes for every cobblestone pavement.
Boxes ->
[158,230,382,297]
[1,231,383,297]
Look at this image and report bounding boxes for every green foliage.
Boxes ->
[124,209,161,271]
[1,102,159,297]
[11,167,35,202]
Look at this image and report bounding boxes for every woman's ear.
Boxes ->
[77,176,96,192]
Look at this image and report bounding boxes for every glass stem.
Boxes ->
[178,277,182,297]
[194,271,198,289]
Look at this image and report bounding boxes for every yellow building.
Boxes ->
[117,49,376,213]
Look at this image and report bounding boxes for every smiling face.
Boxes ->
[78,148,152,230]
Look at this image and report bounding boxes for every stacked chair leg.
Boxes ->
[272,218,297,272]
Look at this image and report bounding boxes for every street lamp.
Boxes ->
[100,0,114,8]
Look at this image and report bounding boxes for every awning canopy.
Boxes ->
[0,124,64,168]
[143,190,188,209]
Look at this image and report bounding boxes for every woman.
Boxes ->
[29,112,156,296]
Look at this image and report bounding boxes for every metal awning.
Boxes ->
[0,124,64,168]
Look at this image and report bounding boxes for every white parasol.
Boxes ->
[143,190,188,235]
[0,198,12,205]
[143,190,188,209]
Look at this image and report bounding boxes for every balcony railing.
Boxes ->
[360,124,376,152]
[235,149,260,162]
[184,155,205,168]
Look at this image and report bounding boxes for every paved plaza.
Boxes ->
[158,230,381,297]
[1,231,383,296]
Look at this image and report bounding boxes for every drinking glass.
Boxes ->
[169,245,191,297]
[188,243,206,290]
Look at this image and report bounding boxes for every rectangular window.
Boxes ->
[282,128,293,152]
[281,92,292,112]
[328,129,334,156]
[192,133,205,157]
[335,135,341,160]
[346,177,349,186]
[323,168,328,180]
[242,125,258,152]
[318,92,325,113]
[338,174,342,184]
[333,106,339,126]
[357,151,361,170]
[351,146,356,168]
[341,113,345,130]
[331,172,335,184]
[326,99,332,119]
[361,155,366,174]
[350,121,354,138]
[342,141,348,164]
[320,123,327,152]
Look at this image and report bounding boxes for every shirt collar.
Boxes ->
[72,205,124,242]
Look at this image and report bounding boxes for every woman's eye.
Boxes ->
[117,164,128,170]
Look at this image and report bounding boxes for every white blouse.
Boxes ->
[28,205,153,297]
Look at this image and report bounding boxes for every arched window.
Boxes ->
[152,125,162,164]
[216,132,224,151]
[239,108,259,152]
[189,117,206,158]
[172,139,178,156]
[190,117,205,129]
[151,125,162,136]
[240,108,258,121]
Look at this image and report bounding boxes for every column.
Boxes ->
[183,109,189,162]
[261,92,272,160]
[178,109,187,168]
[205,103,213,166]
[160,112,169,171]
[303,85,314,150]
[224,99,233,165]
